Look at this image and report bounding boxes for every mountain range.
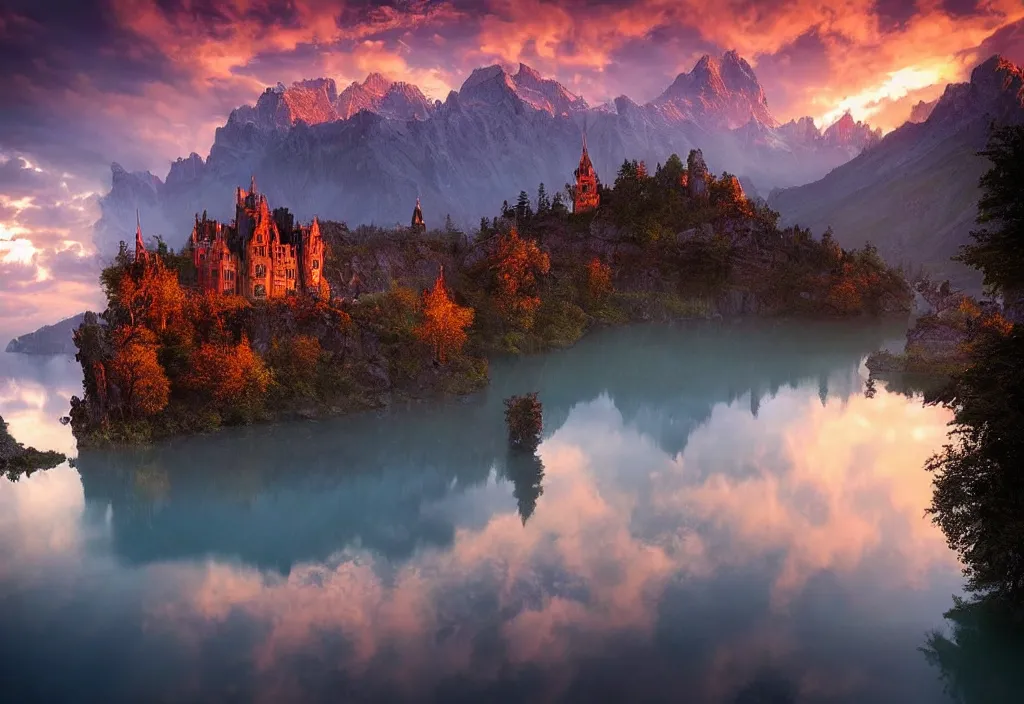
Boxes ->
[96,51,881,252]
[769,55,1024,292]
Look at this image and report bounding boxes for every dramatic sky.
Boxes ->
[1,0,1023,339]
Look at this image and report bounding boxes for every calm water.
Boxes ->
[0,320,971,703]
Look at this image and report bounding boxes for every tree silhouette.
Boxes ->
[504,449,545,525]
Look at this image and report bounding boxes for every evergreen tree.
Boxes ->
[551,191,567,215]
[959,125,1024,298]
[515,190,533,221]
[445,213,455,233]
[537,183,550,214]
[501,200,512,219]
[926,123,1024,601]
[479,217,490,237]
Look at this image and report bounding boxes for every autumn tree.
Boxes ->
[489,228,551,330]
[415,267,475,363]
[584,257,613,304]
[183,336,271,412]
[711,173,754,221]
[108,330,170,418]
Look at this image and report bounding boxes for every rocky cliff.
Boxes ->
[96,52,881,253]
[770,55,1024,292]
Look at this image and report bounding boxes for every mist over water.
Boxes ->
[0,320,968,703]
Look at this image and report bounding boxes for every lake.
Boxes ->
[0,320,970,703]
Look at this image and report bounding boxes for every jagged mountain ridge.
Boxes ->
[97,52,881,252]
[769,55,1024,292]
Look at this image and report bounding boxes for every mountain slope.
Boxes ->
[769,55,1024,291]
[95,54,881,252]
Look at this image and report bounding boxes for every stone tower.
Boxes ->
[411,197,426,233]
[573,134,600,213]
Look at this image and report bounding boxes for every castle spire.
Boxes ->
[411,196,426,234]
[134,210,149,264]
[250,174,257,194]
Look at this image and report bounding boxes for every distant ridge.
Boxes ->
[769,54,1024,291]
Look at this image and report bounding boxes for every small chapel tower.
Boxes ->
[411,197,426,234]
[573,134,600,213]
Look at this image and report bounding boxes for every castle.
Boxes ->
[573,135,600,213]
[188,178,327,299]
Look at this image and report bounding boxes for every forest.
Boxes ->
[66,149,912,447]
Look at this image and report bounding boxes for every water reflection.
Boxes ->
[0,320,970,703]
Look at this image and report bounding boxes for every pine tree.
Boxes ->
[515,190,533,221]
[445,213,455,233]
[537,183,550,214]
[551,192,567,215]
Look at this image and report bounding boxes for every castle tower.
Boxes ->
[573,134,600,213]
[300,216,326,296]
[411,197,426,233]
[134,210,149,265]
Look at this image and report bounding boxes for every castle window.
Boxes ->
[312,259,320,270]
[287,268,295,280]
[254,284,266,298]
[255,264,266,277]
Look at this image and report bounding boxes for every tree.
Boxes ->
[537,183,550,214]
[585,257,613,303]
[184,336,271,410]
[958,125,1024,297]
[109,335,170,418]
[926,123,1024,601]
[444,213,455,233]
[926,324,1024,597]
[551,191,568,215]
[504,392,543,450]
[515,190,533,221]
[489,228,551,330]
[414,268,475,363]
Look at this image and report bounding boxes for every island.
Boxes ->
[66,146,912,447]
[1,415,67,480]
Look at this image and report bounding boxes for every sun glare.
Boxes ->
[818,65,946,128]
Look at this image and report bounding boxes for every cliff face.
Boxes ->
[95,53,881,253]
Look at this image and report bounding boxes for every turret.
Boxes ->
[411,197,426,233]
[573,133,600,213]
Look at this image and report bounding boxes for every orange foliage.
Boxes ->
[825,268,864,315]
[712,175,754,220]
[585,257,613,302]
[116,260,186,332]
[980,311,1014,337]
[183,335,271,405]
[490,228,550,329]
[415,269,474,363]
[109,341,170,417]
